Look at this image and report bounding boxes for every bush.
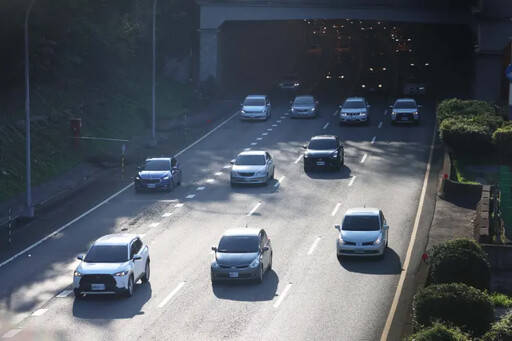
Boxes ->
[437,99,496,125]
[413,283,495,336]
[439,118,492,153]
[490,293,512,308]
[428,238,491,290]
[481,312,512,341]
[492,123,512,154]
[408,322,472,341]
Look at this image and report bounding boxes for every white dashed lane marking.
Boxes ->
[158,282,186,308]
[186,195,195,199]
[248,202,262,216]
[262,132,269,136]
[31,309,48,317]
[280,116,286,119]
[361,153,368,163]
[307,237,321,255]
[322,122,330,129]
[56,290,73,298]
[223,165,231,169]
[197,187,205,191]
[215,172,223,176]
[348,176,356,186]
[206,179,214,183]
[256,137,263,141]
[371,136,376,144]
[274,176,285,188]
[294,155,303,164]
[277,120,282,123]
[251,142,257,146]
[273,283,293,308]
[272,124,278,127]
[244,148,251,151]
[162,213,172,217]
[149,223,160,228]
[332,111,338,116]
[2,329,21,338]
[267,128,273,131]
[331,203,341,216]
[175,203,184,208]
[378,121,383,128]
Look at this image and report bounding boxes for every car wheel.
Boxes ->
[303,165,308,172]
[124,276,134,297]
[264,173,269,186]
[141,261,150,283]
[268,253,273,270]
[256,265,264,283]
[168,181,174,192]
[336,254,342,262]
[270,169,275,180]
[341,156,345,166]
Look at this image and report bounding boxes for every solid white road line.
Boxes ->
[31,309,48,317]
[2,329,21,338]
[162,213,172,217]
[0,108,242,269]
[273,283,292,308]
[331,202,341,216]
[247,202,262,216]
[262,132,268,136]
[56,290,73,298]
[158,282,185,308]
[149,223,160,228]
[197,187,205,191]
[274,176,285,188]
[174,203,184,208]
[206,179,214,183]
[380,126,437,341]
[322,122,330,130]
[294,154,303,164]
[378,121,383,128]
[215,172,223,176]
[185,195,195,199]
[250,142,257,146]
[360,153,368,163]
[348,176,356,187]
[256,137,263,141]
[371,136,376,144]
[307,237,321,255]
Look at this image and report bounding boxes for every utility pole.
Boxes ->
[150,0,158,146]
[24,0,36,218]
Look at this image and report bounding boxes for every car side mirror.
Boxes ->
[262,246,270,252]
[230,159,236,165]
[367,104,371,108]
[334,224,341,230]
[383,224,389,230]
[303,144,307,149]
[339,105,343,109]
[389,105,393,108]
[133,254,142,261]
[77,254,84,261]
[137,166,142,171]
[211,246,217,251]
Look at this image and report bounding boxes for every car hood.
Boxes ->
[306,149,337,157]
[292,105,314,110]
[216,252,259,266]
[232,165,266,173]
[242,105,266,112]
[341,230,381,243]
[77,261,130,275]
[341,108,366,114]
[139,170,170,179]
[392,108,417,114]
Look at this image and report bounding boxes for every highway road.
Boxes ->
[0,21,439,341]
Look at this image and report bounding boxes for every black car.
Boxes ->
[134,157,182,192]
[303,135,344,171]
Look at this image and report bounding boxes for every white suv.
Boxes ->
[73,234,150,298]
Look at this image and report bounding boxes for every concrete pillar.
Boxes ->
[473,52,504,102]
[198,28,219,82]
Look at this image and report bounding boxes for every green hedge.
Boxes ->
[408,322,472,341]
[437,99,496,125]
[492,123,512,154]
[481,312,512,341]
[413,283,494,336]
[439,118,492,152]
[428,238,491,290]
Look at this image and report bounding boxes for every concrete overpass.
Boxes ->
[196,0,512,102]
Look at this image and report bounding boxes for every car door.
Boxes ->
[260,230,271,270]
[171,158,179,185]
[130,239,144,279]
[266,152,274,175]
[380,211,388,242]
[266,97,271,115]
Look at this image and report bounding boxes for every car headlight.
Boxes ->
[255,170,266,176]
[337,235,344,245]
[392,111,397,116]
[360,112,367,116]
[163,176,170,180]
[294,83,300,86]
[373,234,383,245]
[231,171,238,176]
[311,108,315,111]
[413,111,419,116]
[241,110,246,114]
[361,84,366,88]
[211,260,220,269]
[135,176,140,180]
[113,270,129,276]
[249,258,260,269]
[330,151,339,158]
[290,108,295,112]
[74,270,83,277]
[304,153,309,158]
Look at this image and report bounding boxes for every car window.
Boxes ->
[261,231,268,245]
[342,215,381,231]
[265,152,271,161]
[218,236,259,253]
[235,155,266,165]
[133,238,143,254]
[145,160,170,171]
[84,245,129,263]
[244,98,265,106]
[343,100,365,109]
[308,138,337,150]
[394,101,416,109]
[294,96,314,105]
[171,158,177,167]
[380,212,386,225]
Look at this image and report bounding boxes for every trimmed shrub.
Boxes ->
[413,283,495,336]
[428,238,491,290]
[437,99,496,125]
[492,123,512,155]
[408,322,472,341]
[439,118,492,153]
[481,312,512,341]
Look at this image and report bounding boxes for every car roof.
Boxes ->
[395,98,416,103]
[345,97,365,102]
[94,234,140,246]
[344,207,380,216]
[311,135,337,140]
[245,95,266,99]
[146,157,172,161]
[237,150,266,156]
[223,228,262,237]
[295,95,314,101]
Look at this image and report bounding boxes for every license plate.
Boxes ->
[316,161,325,166]
[355,249,364,254]
[229,272,239,278]
[401,117,408,121]
[91,284,105,291]
[147,184,156,189]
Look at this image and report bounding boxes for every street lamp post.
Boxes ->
[150,0,157,146]
[24,0,36,218]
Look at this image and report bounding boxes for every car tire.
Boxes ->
[270,169,275,180]
[268,253,273,270]
[341,156,345,166]
[336,254,342,262]
[74,290,84,299]
[141,261,150,283]
[264,173,269,186]
[304,165,309,172]
[124,276,134,298]
[256,265,264,283]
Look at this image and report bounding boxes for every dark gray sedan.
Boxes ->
[211,228,272,283]
[290,95,319,118]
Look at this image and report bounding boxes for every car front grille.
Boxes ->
[238,172,255,177]
[219,264,250,269]
[362,241,375,246]
[343,241,356,246]
[141,179,161,184]
[80,274,116,286]
[344,112,363,116]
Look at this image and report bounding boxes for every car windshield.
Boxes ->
[218,236,259,253]
[84,245,128,263]
[144,160,170,171]
[394,101,417,109]
[236,155,266,165]
[343,100,365,109]
[342,215,380,231]
[244,98,265,106]
[308,138,337,150]
[294,97,314,105]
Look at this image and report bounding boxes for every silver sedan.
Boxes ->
[289,95,319,118]
[230,151,275,186]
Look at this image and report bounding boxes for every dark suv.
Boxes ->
[134,157,182,192]
[303,135,344,171]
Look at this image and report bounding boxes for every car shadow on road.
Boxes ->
[337,248,402,275]
[212,270,278,302]
[229,180,280,194]
[72,282,152,320]
[305,166,352,180]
